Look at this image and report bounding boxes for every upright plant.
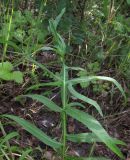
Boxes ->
[2,0,14,63]
[1,9,126,160]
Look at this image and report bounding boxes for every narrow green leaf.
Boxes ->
[41,46,54,51]
[49,20,57,39]
[67,133,126,145]
[65,107,124,159]
[3,115,62,149]
[19,149,32,160]
[67,133,99,143]
[26,81,61,91]
[68,102,85,109]
[68,83,103,116]
[68,76,126,100]
[49,20,66,57]
[54,8,66,29]
[48,8,65,33]
[54,33,66,56]
[0,132,19,147]
[22,94,62,112]
[67,66,85,71]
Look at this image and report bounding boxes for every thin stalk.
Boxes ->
[1,149,10,160]
[61,62,67,160]
[2,0,14,63]
[108,0,115,23]
[0,121,14,160]
[88,142,96,157]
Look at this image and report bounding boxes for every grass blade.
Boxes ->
[68,76,126,100]
[68,83,103,116]
[65,107,124,159]
[67,66,85,71]
[54,8,66,29]
[0,132,19,147]
[19,148,32,160]
[67,133,126,145]
[21,94,62,112]
[3,115,62,149]
[68,102,86,109]
[67,133,99,143]
[26,81,61,91]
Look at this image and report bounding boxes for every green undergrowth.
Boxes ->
[0,1,129,160]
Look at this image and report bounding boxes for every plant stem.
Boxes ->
[2,0,14,63]
[62,112,67,160]
[62,62,67,160]
[0,121,14,160]
[1,149,10,160]
[89,142,96,157]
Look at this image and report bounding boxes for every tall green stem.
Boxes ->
[2,0,14,63]
[62,62,67,160]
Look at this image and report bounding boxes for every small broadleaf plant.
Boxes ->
[0,61,23,83]
[1,9,126,160]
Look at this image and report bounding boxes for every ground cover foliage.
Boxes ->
[0,0,130,160]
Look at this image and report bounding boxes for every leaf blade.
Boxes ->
[65,107,124,159]
[0,132,19,147]
[68,83,103,116]
[22,94,62,112]
[26,81,61,91]
[68,76,126,100]
[67,133,126,145]
[3,115,62,149]
[68,102,86,109]
[67,133,99,143]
